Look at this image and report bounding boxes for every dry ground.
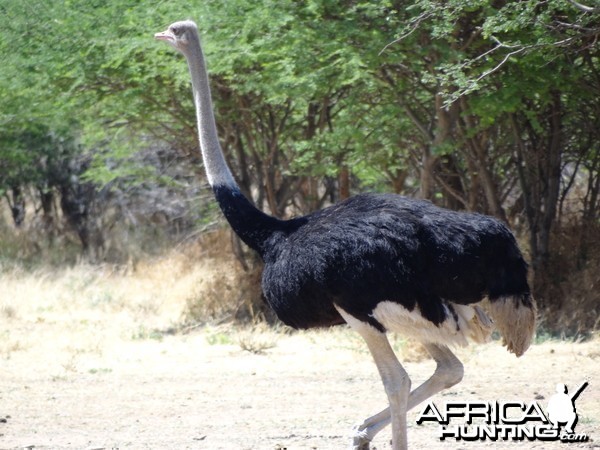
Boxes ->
[1,256,599,449]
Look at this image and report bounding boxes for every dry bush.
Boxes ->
[182,262,268,326]
[180,229,274,328]
[237,324,278,354]
[539,256,600,337]
[536,223,600,337]
[0,214,81,268]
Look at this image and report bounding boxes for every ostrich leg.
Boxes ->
[352,343,464,450]
[337,307,411,450]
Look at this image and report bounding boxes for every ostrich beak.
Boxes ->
[154,30,174,43]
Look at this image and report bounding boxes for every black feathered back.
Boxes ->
[254,193,531,331]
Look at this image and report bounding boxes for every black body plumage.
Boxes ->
[213,185,532,332]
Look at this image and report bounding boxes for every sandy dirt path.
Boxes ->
[2,325,599,450]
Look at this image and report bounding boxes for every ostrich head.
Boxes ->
[154,20,199,54]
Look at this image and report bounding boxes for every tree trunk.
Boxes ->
[420,145,437,200]
[6,186,26,227]
[510,93,563,305]
[339,165,350,200]
[420,94,458,201]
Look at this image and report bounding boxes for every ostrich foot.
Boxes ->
[351,425,372,450]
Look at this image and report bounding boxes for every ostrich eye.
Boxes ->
[171,27,181,36]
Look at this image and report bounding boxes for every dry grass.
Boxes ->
[0,230,277,376]
[0,239,430,377]
[0,243,215,370]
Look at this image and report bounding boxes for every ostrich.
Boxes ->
[155,21,536,450]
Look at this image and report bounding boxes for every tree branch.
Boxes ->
[568,0,600,13]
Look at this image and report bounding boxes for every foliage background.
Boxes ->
[1,0,599,333]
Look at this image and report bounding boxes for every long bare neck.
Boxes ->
[182,30,286,254]
[184,32,235,188]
